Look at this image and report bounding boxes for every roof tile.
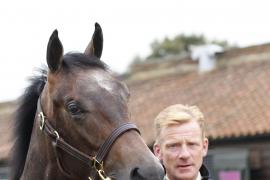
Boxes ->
[128,60,270,144]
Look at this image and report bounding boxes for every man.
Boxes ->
[153,104,210,180]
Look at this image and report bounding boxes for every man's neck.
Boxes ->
[196,172,201,180]
[165,172,201,180]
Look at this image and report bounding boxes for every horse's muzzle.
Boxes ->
[130,165,165,180]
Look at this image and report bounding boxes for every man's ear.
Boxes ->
[202,138,209,157]
[153,143,162,160]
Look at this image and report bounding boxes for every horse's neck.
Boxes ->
[20,118,66,180]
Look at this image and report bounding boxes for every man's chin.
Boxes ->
[175,166,196,179]
[175,173,196,180]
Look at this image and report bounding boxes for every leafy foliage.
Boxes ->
[128,34,234,71]
[146,34,231,60]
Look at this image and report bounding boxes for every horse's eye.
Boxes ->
[67,102,82,115]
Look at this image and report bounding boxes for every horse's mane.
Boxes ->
[9,53,107,179]
[9,67,47,180]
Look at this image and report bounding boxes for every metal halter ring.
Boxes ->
[54,130,60,143]
[38,112,45,130]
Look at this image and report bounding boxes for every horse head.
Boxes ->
[33,23,164,180]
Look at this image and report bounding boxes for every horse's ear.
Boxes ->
[84,22,103,58]
[46,29,63,72]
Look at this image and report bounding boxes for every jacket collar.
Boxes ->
[200,164,210,180]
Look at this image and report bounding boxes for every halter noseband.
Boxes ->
[37,99,140,180]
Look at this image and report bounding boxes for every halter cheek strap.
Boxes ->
[37,99,140,180]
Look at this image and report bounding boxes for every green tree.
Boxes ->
[147,34,206,59]
[146,34,231,60]
[127,34,234,71]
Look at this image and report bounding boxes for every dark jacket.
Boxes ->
[200,164,211,180]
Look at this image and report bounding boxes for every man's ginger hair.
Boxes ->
[154,104,205,143]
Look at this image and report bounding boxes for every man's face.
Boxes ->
[154,121,208,180]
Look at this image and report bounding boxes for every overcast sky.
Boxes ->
[1,0,270,102]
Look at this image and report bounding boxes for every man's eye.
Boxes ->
[167,144,178,149]
[188,142,199,147]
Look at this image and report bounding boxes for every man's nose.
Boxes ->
[178,145,191,159]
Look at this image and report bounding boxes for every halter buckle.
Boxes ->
[89,156,112,180]
[98,170,112,180]
[38,112,45,130]
[92,156,104,170]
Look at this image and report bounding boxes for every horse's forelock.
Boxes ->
[62,53,108,71]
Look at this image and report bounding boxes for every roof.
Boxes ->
[1,44,270,160]
[128,59,270,145]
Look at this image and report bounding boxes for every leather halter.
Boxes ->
[37,99,140,180]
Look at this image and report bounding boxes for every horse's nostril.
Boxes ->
[130,165,165,180]
[130,167,145,180]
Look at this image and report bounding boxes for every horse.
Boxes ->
[10,23,164,180]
